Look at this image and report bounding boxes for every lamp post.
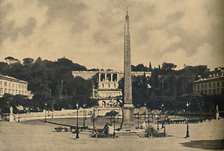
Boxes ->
[185,102,190,138]
[161,103,164,128]
[147,109,152,137]
[83,104,86,129]
[161,103,166,137]
[92,107,96,131]
[44,103,47,123]
[147,108,150,138]
[136,104,140,129]
[76,102,79,139]
[17,110,20,122]
[113,113,116,138]
[143,102,148,129]
[118,99,123,130]
[144,103,147,121]
[51,106,54,119]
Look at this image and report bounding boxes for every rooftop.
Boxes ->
[0,74,28,84]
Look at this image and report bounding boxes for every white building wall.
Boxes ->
[0,75,32,98]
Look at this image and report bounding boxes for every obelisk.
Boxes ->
[122,8,134,130]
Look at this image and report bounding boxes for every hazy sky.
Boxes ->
[0,0,223,71]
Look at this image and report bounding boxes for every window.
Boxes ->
[100,74,105,82]
[112,74,117,82]
[107,74,111,81]
[201,84,204,89]
[217,89,221,95]
[209,89,211,95]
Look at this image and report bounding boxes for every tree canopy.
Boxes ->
[0,57,94,110]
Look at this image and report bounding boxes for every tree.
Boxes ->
[132,64,148,71]
[0,62,8,74]
[0,94,29,113]
[183,65,209,79]
[132,75,151,107]
[119,75,151,107]
[5,56,19,63]
[148,93,158,109]
[23,58,34,66]
[161,62,177,71]
[0,94,14,113]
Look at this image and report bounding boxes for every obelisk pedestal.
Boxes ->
[122,104,134,130]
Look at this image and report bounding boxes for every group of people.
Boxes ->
[103,123,113,135]
[92,123,114,138]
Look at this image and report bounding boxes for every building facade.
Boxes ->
[72,70,151,81]
[72,70,151,108]
[193,67,224,96]
[0,74,33,99]
[93,70,122,107]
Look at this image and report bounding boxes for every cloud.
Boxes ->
[0,0,223,70]
[38,0,89,33]
[0,0,47,44]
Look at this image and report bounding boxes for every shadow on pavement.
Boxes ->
[20,119,47,125]
[181,139,224,150]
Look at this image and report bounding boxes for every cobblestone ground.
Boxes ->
[0,119,223,151]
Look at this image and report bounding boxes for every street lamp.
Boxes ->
[161,103,164,128]
[83,104,86,129]
[117,99,123,130]
[51,106,54,119]
[92,107,96,132]
[44,103,47,123]
[161,103,166,137]
[136,104,140,129]
[113,113,116,138]
[17,110,20,122]
[76,102,79,139]
[185,102,190,138]
[144,102,147,121]
[157,117,159,131]
[147,108,150,137]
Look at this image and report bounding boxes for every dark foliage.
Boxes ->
[0,57,94,110]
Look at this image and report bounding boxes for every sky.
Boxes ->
[0,0,223,71]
